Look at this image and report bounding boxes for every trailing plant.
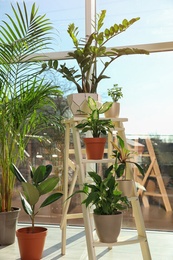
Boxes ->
[41,10,149,93]
[10,164,63,231]
[75,96,114,137]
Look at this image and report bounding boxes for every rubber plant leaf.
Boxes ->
[33,165,52,185]
[10,164,27,183]
[37,176,59,195]
[22,182,39,206]
[20,193,33,216]
[40,193,63,208]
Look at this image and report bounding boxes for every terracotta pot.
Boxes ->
[16,227,47,260]
[67,93,101,116]
[104,102,120,118]
[117,179,134,197]
[0,207,20,245]
[84,137,106,159]
[94,212,122,243]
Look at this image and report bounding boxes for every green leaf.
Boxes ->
[122,19,129,27]
[88,96,97,110]
[22,182,39,206]
[92,110,99,120]
[83,192,99,208]
[10,164,27,183]
[88,171,102,185]
[104,28,110,39]
[114,23,119,32]
[40,193,63,208]
[110,26,115,36]
[116,163,126,178]
[37,176,59,195]
[99,102,113,113]
[53,60,58,69]
[48,60,52,68]
[129,17,140,25]
[20,193,33,216]
[33,165,52,184]
[96,32,104,45]
[97,10,106,31]
[133,162,145,176]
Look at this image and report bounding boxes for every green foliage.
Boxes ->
[106,135,144,179]
[107,84,123,102]
[41,10,149,93]
[75,96,114,137]
[10,164,63,230]
[75,171,129,215]
[0,2,62,212]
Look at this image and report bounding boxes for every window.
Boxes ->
[1,0,173,231]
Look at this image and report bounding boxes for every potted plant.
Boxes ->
[71,171,129,243]
[0,2,62,245]
[107,135,145,197]
[105,84,123,118]
[10,163,63,260]
[75,96,114,159]
[41,10,149,115]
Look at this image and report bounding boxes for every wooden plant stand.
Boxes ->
[60,117,152,260]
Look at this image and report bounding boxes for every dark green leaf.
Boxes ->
[40,193,63,208]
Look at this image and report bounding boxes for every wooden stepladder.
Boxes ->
[60,117,152,260]
[136,138,172,212]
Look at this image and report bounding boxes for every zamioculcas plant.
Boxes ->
[41,10,149,93]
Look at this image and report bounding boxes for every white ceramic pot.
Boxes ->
[67,93,101,116]
[104,102,120,118]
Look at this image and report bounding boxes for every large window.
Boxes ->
[1,0,173,231]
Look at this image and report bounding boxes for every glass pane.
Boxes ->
[0,0,85,51]
[96,0,173,44]
[2,1,173,233]
[99,51,173,135]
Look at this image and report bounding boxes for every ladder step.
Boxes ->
[93,235,146,247]
[144,192,163,197]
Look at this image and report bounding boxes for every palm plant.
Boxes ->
[0,2,62,213]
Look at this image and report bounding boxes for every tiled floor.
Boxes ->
[1,225,173,260]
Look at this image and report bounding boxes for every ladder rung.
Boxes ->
[144,192,163,197]
[93,235,146,247]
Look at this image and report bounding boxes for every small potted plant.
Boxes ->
[105,84,123,118]
[41,10,149,115]
[10,164,63,260]
[75,96,114,159]
[107,135,145,197]
[70,171,129,243]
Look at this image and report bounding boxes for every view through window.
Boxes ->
[1,0,173,231]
